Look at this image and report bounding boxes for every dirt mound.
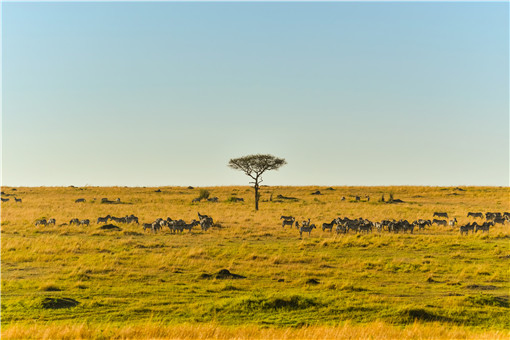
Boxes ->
[216,269,246,279]
[276,194,298,200]
[40,297,79,309]
[99,224,122,231]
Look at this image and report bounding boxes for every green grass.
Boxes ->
[1,185,509,338]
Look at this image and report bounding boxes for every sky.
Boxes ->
[2,2,509,187]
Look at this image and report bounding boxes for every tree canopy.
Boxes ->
[228,154,286,210]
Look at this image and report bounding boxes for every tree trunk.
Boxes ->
[254,181,259,211]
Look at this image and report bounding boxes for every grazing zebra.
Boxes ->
[448,218,458,227]
[192,198,201,203]
[460,223,475,235]
[336,224,347,234]
[14,197,22,203]
[299,224,316,237]
[35,219,47,226]
[475,222,493,233]
[433,212,448,218]
[115,198,121,203]
[282,217,295,228]
[143,223,153,232]
[182,220,199,232]
[322,219,336,232]
[432,219,447,226]
[75,198,85,203]
[97,215,111,224]
[47,218,56,225]
[126,215,139,224]
[492,217,506,225]
[207,197,219,202]
[79,219,90,227]
[69,218,80,225]
[200,219,212,231]
[1,198,9,202]
[280,215,294,220]
[467,212,483,218]
[341,197,346,201]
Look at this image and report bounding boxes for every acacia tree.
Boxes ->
[228,154,287,211]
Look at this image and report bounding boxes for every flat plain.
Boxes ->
[1,185,509,339]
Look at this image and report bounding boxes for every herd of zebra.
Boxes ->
[281,211,509,237]
[33,212,215,234]
[142,212,214,233]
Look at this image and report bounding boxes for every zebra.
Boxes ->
[97,215,111,224]
[299,224,316,237]
[433,219,447,226]
[322,219,337,232]
[182,220,199,232]
[448,218,458,227]
[200,218,212,231]
[69,218,80,225]
[433,212,448,218]
[492,217,506,225]
[460,223,474,235]
[336,223,347,234]
[467,212,483,218]
[280,215,294,220]
[143,223,153,232]
[282,217,295,228]
[126,215,139,224]
[14,197,22,203]
[475,222,493,233]
[47,218,56,225]
[1,198,9,202]
[355,196,360,201]
[341,196,346,201]
[79,219,90,227]
[115,198,121,203]
[207,197,219,202]
[192,198,201,203]
[35,219,47,226]
[75,198,85,203]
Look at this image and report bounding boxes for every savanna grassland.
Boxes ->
[1,185,509,339]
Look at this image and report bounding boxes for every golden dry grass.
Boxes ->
[1,185,509,339]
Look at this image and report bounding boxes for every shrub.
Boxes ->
[198,189,210,200]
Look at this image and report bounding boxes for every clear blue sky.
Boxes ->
[2,2,509,187]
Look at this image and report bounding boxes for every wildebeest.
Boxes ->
[467,212,483,218]
[75,198,85,203]
[433,212,448,218]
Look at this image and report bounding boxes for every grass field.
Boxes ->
[1,185,509,339]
